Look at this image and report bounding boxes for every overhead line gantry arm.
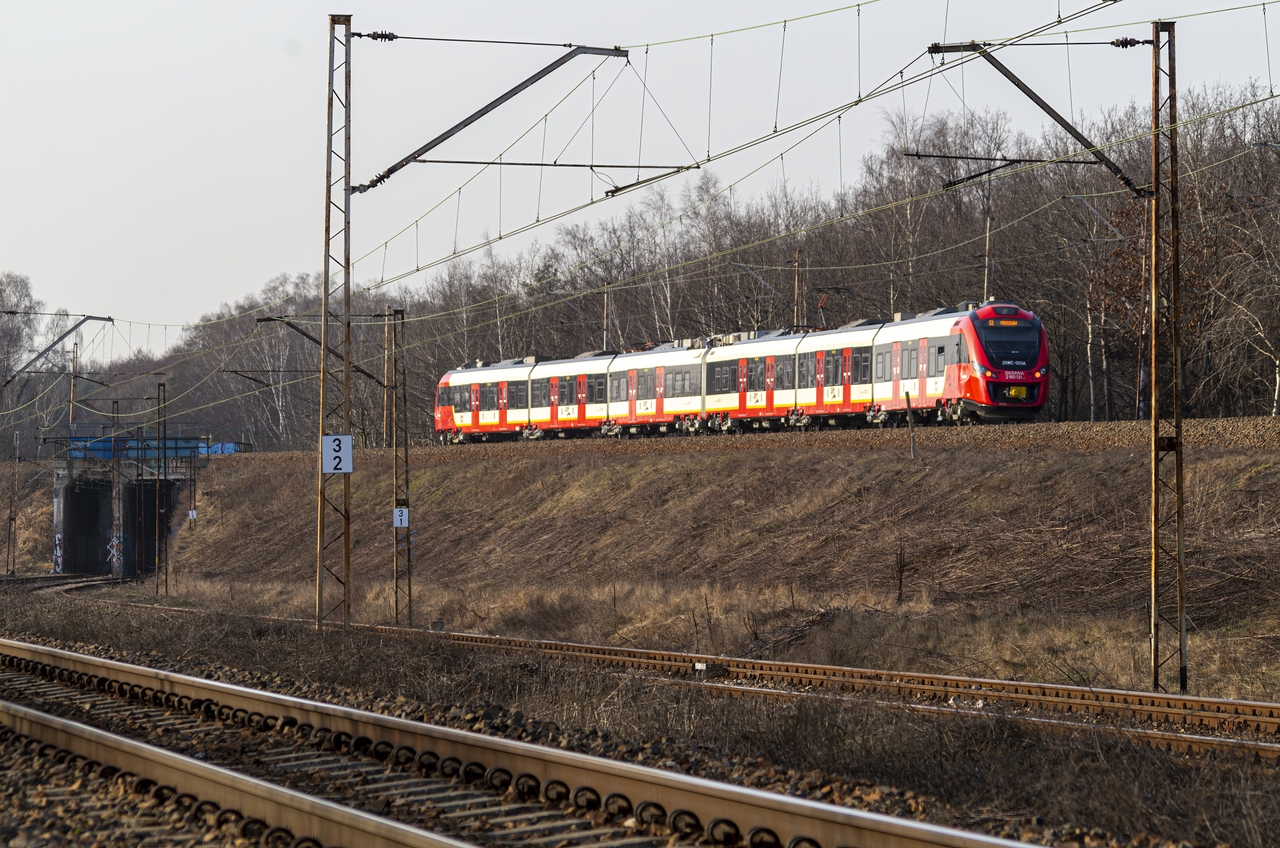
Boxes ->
[1,315,113,390]
[928,41,1149,199]
[256,317,384,387]
[354,44,628,194]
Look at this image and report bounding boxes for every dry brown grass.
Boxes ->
[39,434,1258,699]
[1,590,1278,846]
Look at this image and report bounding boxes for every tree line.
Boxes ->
[2,83,1278,453]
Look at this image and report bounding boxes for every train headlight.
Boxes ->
[1033,367,1047,378]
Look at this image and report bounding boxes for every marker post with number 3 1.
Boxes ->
[323,435,353,474]
[393,507,409,528]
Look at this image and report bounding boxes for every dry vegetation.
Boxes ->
[1,592,1277,847]
[11,418,1267,702]
[3,420,1280,844]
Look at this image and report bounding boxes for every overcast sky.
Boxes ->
[2,1,1273,356]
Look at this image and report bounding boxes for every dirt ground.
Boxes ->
[11,417,1274,698]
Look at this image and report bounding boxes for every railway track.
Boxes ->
[0,636,1020,848]
[1,572,117,591]
[64,589,1280,766]
[436,632,1280,752]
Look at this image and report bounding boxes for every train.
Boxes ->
[433,299,1049,442]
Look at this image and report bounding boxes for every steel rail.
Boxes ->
[60,594,1280,755]
[0,697,473,848]
[632,675,1280,764]
[431,633,1280,735]
[0,637,1017,848]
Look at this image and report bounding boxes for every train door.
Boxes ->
[498,382,508,428]
[842,348,852,406]
[655,366,665,418]
[815,351,826,407]
[891,343,901,402]
[737,359,747,416]
[469,383,480,430]
[577,374,587,425]
[627,370,637,421]
[917,339,928,399]
[765,358,775,412]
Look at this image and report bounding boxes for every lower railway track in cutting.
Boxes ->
[0,636,1019,848]
[43,580,1280,766]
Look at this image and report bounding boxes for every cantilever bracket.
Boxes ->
[256,317,384,387]
[928,41,1150,199]
[1,316,114,390]
[355,44,628,194]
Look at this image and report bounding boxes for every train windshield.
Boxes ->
[976,319,1041,368]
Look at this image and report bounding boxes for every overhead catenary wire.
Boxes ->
[774,21,788,133]
[1266,5,1276,95]
[32,0,1267,389]
[350,1,1115,299]
[707,35,715,160]
[377,99,1274,342]
[636,46,650,183]
[31,138,1272,438]
[350,1,1157,306]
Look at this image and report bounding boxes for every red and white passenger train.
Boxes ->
[434,300,1050,442]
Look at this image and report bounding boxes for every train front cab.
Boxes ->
[956,302,1049,421]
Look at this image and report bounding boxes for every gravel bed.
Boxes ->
[0,726,258,847]
[0,627,1224,848]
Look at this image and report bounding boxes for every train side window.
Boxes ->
[530,379,549,407]
[909,348,919,376]
[674,365,696,397]
[637,368,656,400]
[875,353,883,382]
[558,378,576,406]
[774,355,795,390]
[798,352,817,388]
[711,360,736,393]
[747,358,766,392]
[480,383,498,411]
[823,350,842,386]
[609,372,626,402]
[510,382,528,409]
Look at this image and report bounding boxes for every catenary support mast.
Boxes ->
[389,309,412,625]
[1149,21,1188,694]
[317,14,354,630]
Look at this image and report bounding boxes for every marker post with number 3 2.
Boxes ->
[323,435,353,474]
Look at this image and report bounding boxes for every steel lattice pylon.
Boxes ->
[317,14,354,630]
[1148,21,1188,694]
[389,308,412,625]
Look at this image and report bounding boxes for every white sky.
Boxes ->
[2,1,1274,357]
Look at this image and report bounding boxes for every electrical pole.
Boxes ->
[383,310,392,448]
[155,383,167,595]
[982,215,993,302]
[317,13,354,630]
[68,342,77,434]
[110,400,122,581]
[792,249,800,328]
[6,432,17,577]
[1149,21,1187,694]
[389,309,412,625]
